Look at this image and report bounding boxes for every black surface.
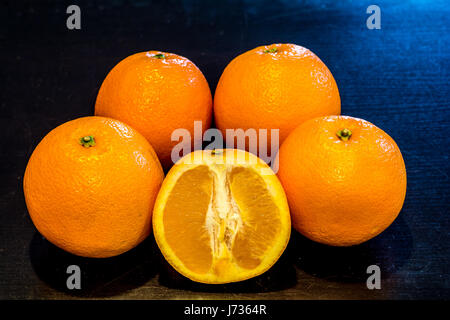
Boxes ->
[0,0,449,299]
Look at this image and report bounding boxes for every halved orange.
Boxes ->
[152,149,291,284]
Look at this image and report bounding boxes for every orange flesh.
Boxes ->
[230,167,280,269]
[162,164,281,276]
[163,166,213,274]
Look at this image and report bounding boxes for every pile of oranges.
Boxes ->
[23,43,407,284]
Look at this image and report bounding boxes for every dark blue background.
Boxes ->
[0,0,449,299]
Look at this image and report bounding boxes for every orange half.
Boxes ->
[152,149,291,284]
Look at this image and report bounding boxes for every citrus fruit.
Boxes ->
[23,116,164,258]
[214,43,340,151]
[152,149,291,283]
[95,51,212,169]
[277,115,407,246]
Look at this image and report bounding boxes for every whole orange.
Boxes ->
[23,116,164,258]
[214,43,340,151]
[95,51,212,169]
[277,116,407,246]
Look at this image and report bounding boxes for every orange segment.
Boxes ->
[162,165,213,274]
[229,167,281,269]
[152,149,291,284]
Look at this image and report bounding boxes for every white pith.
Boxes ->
[204,163,243,262]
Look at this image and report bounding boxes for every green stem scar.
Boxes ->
[263,48,278,53]
[336,128,352,141]
[153,53,165,59]
[80,135,96,147]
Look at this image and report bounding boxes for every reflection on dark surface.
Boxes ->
[29,212,412,296]
[292,215,413,283]
[156,214,412,292]
[29,232,159,297]
[158,242,297,293]
[30,229,297,295]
